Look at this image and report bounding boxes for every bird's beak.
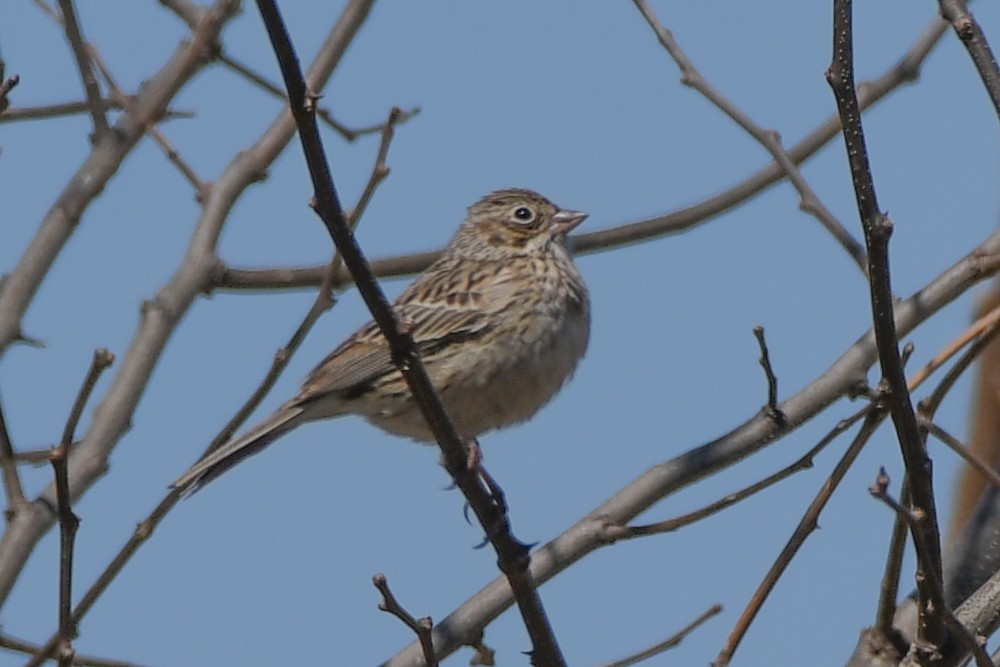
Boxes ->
[551,209,588,236]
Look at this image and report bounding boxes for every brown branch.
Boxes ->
[56,0,109,138]
[632,0,866,272]
[622,407,866,539]
[373,574,438,667]
[0,394,25,510]
[871,472,991,667]
[923,419,1000,494]
[601,604,722,667]
[0,99,193,124]
[874,477,911,644]
[827,0,946,657]
[712,407,885,667]
[937,0,1000,126]
[215,16,952,297]
[0,631,147,667]
[41,142,391,663]
[82,41,210,200]
[158,0,205,29]
[872,298,1000,650]
[42,349,114,667]
[254,2,565,664]
[217,51,420,141]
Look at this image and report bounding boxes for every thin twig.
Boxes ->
[56,0,109,137]
[87,44,209,198]
[0,393,26,510]
[254,2,565,664]
[873,308,1000,645]
[752,326,784,424]
[373,574,438,667]
[937,0,1000,125]
[871,471,991,667]
[44,349,114,667]
[0,631,147,667]
[923,419,1000,494]
[623,408,867,538]
[218,51,419,141]
[874,476,911,641]
[907,301,1000,390]
[632,0,866,273]
[0,99,193,123]
[601,604,722,667]
[214,17,952,296]
[714,408,885,667]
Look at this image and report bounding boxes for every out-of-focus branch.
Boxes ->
[0,62,19,115]
[0,1,239,357]
[949,289,1000,537]
[601,604,722,667]
[218,51,421,141]
[0,0,373,617]
[212,16,950,296]
[714,409,885,667]
[0,394,25,510]
[56,0,109,137]
[632,0,865,273]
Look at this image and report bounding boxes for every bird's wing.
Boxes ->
[294,285,500,404]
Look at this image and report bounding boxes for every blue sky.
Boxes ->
[2,1,1000,665]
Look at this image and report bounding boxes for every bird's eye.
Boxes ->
[512,206,535,223]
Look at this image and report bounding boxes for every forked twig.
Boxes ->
[373,574,438,667]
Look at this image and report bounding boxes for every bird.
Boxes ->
[173,188,590,494]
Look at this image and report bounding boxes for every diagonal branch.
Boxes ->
[937,0,1000,126]
[632,0,865,273]
[55,0,109,137]
[254,1,566,664]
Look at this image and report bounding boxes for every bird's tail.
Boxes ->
[172,405,305,495]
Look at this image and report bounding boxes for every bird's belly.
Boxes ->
[366,311,588,441]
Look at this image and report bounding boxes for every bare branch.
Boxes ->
[632,0,866,272]
[39,349,114,667]
[0,631,147,667]
[871,472,991,667]
[56,0,109,137]
[937,0,1000,125]
[713,408,885,666]
[752,326,784,424]
[827,0,946,655]
[0,0,371,615]
[621,408,866,539]
[0,394,25,510]
[374,574,438,667]
[601,604,722,667]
